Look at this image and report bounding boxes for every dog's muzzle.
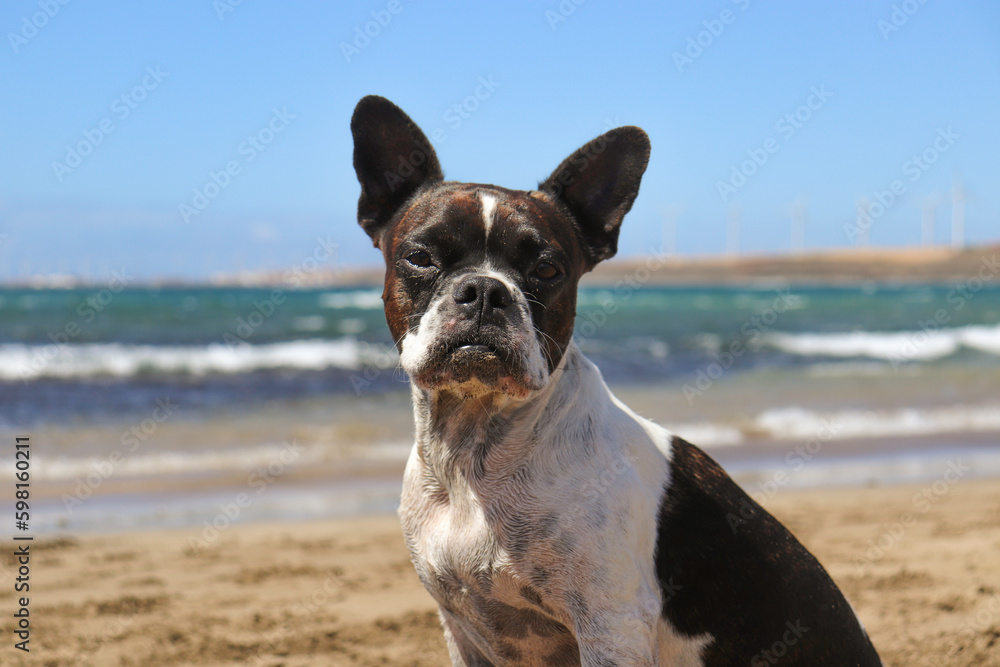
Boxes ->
[400,273,548,395]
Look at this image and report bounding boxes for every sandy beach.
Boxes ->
[4,248,1000,665]
[2,477,998,666]
[4,2,998,665]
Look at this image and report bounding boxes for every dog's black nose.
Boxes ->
[453,275,514,317]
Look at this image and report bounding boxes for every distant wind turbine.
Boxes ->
[951,173,966,249]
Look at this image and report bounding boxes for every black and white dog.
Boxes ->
[350,95,882,666]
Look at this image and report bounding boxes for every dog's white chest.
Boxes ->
[400,467,586,665]
[400,461,524,604]
[407,485,493,586]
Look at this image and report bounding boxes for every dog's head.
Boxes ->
[351,95,649,398]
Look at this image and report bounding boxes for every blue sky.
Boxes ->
[1,0,998,281]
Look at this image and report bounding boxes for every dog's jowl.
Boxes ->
[350,95,883,666]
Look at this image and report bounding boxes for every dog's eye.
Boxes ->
[533,261,559,280]
[406,251,433,268]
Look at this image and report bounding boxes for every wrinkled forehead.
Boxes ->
[386,183,583,266]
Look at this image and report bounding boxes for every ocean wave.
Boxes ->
[318,290,383,310]
[5,404,998,484]
[25,442,322,481]
[670,422,744,447]
[0,439,411,482]
[669,402,1000,448]
[291,315,325,331]
[804,362,905,378]
[752,404,1000,441]
[1,338,398,381]
[764,322,1000,361]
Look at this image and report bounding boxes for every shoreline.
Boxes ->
[12,429,1000,537]
[2,479,998,666]
[5,242,998,289]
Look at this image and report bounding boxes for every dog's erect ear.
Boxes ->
[351,96,444,246]
[540,127,650,265]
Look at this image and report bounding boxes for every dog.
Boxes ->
[350,95,883,666]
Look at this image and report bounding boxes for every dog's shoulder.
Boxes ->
[654,436,883,665]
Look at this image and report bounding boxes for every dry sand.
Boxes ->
[2,478,999,666]
[584,243,1000,286]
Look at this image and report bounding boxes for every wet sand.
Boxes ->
[2,478,998,666]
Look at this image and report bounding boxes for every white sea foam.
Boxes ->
[669,402,1000,449]
[753,404,1000,441]
[669,422,744,447]
[729,447,1000,491]
[4,404,998,489]
[0,439,412,482]
[291,315,325,331]
[1,338,397,381]
[765,322,1000,361]
[30,442,322,481]
[805,362,902,378]
[318,290,383,310]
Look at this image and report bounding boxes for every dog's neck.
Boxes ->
[410,341,602,489]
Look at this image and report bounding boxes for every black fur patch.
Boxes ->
[655,436,882,665]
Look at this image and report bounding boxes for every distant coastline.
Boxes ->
[6,242,998,289]
[586,243,1000,287]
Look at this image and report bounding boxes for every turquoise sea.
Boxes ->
[2,282,999,533]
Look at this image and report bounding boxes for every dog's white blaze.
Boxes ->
[480,192,497,237]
